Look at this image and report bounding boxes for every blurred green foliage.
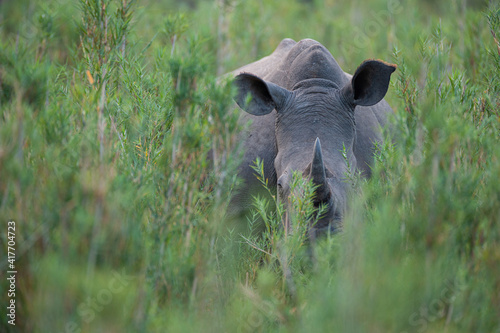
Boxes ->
[0,0,499,332]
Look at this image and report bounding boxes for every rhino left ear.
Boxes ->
[233,73,291,116]
[343,60,396,107]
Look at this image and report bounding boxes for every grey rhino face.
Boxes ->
[234,54,395,236]
[272,80,355,234]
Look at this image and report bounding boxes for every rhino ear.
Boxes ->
[344,60,396,107]
[233,73,291,116]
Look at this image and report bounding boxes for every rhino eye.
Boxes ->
[277,177,284,190]
[277,173,288,192]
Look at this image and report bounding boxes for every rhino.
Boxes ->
[228,38,396,236]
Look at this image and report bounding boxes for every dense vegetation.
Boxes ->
[1,0,499,332]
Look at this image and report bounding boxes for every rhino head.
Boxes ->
[233,46,395,236]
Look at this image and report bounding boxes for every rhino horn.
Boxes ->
[309,138,329,201]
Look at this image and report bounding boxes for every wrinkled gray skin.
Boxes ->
[228,38,396,236]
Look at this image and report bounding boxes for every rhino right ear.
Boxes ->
[343,60,396,107]
[233,73,291,116]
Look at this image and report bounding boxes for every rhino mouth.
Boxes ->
[281,195,343,239]
[310,201,343,236]
[308,221,342,239]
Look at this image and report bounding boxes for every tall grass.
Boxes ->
[0,0,499,332]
